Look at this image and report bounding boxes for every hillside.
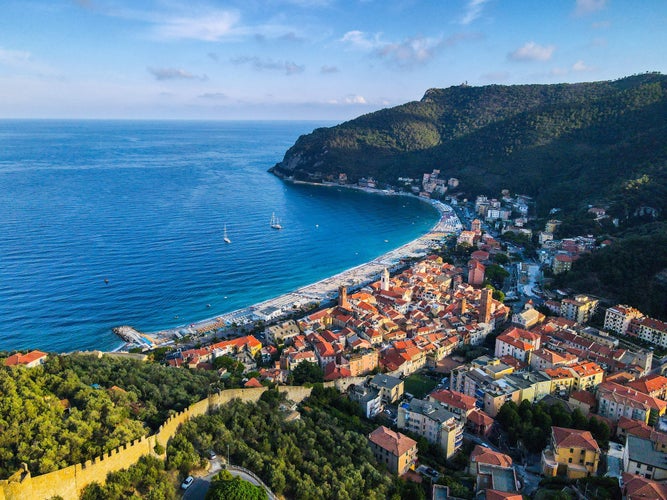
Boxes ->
[556,221,667,320]
[271,73,667,217]
[0,354,220,479]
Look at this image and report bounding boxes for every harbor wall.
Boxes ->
[0,385,313,500]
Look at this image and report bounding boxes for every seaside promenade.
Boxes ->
[121,196,463,349]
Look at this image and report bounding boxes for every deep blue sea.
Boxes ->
[0,120,439,352]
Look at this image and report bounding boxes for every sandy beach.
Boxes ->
[125,192,463,348]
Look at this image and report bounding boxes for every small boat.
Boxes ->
[223,224,231,244]
[270,212,283,230]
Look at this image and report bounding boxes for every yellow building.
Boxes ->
[368,426,418,475]
[545,367,576,396]
[542,427,600,479]
[567,361,604,391]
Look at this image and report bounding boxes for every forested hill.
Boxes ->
[271,73,667,216]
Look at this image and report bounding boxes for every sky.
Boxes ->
[0,0,665,120]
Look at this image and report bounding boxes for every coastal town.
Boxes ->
[99,171,667,499]
[5,172,667,500]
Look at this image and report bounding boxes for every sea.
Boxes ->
[0,120,439,352]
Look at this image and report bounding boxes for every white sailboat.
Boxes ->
[223,224,231,244]
[270,212,283,230]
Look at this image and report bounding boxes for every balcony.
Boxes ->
[541,448,558,477]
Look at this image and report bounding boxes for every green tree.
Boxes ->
[206,470,267,500]
[290,361,324,384]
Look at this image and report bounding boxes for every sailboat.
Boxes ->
[270,212,283,230]
[223,224,231,244]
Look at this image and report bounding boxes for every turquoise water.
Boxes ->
[0,120,439,352]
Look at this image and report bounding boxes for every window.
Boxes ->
[568,458,572,463]
[647,466,653,471]
[570,448,574,453]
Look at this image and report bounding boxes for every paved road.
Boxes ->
[182,460,275,500]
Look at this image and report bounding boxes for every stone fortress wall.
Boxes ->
[0,385,315,500]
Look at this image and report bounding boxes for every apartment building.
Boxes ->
[397,398,464,459]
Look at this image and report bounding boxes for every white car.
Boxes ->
[181,476,194,490]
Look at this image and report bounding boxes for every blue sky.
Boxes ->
[0,0,665,120]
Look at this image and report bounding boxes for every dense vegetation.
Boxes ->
[206,470,267,500]
[169,390,394,499]
[79,455,175,500]
[496,400,611,453]
[0,353,220,479]
[272,73,667,219]
[556,221,667,319]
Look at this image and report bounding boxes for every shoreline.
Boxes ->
[117,186,463,350]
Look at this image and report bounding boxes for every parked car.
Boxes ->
[181,476,194,490]
[207,450,217,460]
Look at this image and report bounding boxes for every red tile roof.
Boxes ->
[468,409,494,427]
[4,350,48,367]
[430,389,477,411]
[618,416,653,439]
[470,445,512,468]
[598,382,667,412]
[552,426,599,452]
[569,390,596,408]
[323,362,351,381]
[569,361,603,378]
[244,377,263,388]
[622,473,667,500]
[627,374,667,396]
[369,426,417,457]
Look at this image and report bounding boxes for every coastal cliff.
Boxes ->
[270,73,667,216]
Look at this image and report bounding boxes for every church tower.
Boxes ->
[381,268,390,292]
[479,287,493,324]
[338,286,350,310]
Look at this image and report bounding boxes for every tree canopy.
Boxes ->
[0,353,220,479]
[206,470,267,500]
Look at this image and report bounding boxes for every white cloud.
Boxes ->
[509,41,555,62]
[340,31,446,68]
[344,94,367,104]
[231,56,305,75]
[460,0,489,25]
[148,67,207,81]
[327,94,368,105]
[153,10,240,41]
[340,30,378,50]
[376,36,443,67]
[574,0,607,16]
[572,60,589,71]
